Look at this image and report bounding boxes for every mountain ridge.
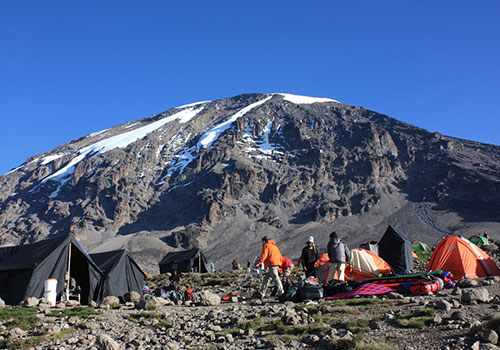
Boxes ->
[1,93,499,272]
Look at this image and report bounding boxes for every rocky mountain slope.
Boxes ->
[0,93,499,272]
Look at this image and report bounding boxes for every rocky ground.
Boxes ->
[3,257,500,350]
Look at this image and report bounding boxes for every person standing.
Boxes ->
[327,231,350,282]
[255,236,284,299]
[300,236,319,278]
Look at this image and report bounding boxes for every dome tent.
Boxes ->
[427,235,500,280]
[345,248,393,281]
[469,235,490,248]
[411,241,430,254]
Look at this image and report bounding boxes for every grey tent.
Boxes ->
[0,234,102,305]
[90,250,146,300]
[377,225,414,275]
[159,248,208,274]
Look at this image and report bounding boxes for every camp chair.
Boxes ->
[68,277,81,303]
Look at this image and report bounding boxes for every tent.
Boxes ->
[345,248,393,281]
[159,248,208,274]
[0,234,102,305]
[90,250,146,300]
[314,253,331,284]
[427,235,500,280]
[377,225,414,275]
[469,235,490,248]
[411,241,430,254]
[359,241,379,255]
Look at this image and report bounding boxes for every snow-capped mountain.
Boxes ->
[1,93,499,272]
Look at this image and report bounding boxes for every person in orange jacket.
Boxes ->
[255,236,284,299]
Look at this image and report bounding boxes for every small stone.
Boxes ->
[434,299,453,312]
[387,292,404,299]
[97,334,121,350]
[0,297,5,308]
[9,327,27,338]
[225,334,234,343]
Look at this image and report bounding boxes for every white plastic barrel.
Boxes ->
[44,278,58,306]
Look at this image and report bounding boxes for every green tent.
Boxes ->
[469,235,490,247]
[411,241,429,253]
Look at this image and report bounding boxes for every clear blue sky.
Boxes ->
[1,1,499,175]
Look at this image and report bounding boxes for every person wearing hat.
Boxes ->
[255,236,284,299]
[300,236,319,278]
[327,231,350,282]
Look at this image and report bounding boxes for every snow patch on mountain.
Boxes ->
[175,100,211,109]
[160,96,273,183]
[35,107,204,197]
[41,154,64,165]
[278,93,338,104]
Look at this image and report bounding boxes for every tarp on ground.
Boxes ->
[377,225,414,275]
[427,235,500,280]
[345,248,393,281]
[0,234,103,305]
[159,248,208,274]
[469,235,490,248]
[90,250,146,300]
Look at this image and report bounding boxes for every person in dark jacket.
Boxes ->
[300,236,319,277]
[327,231,350,282]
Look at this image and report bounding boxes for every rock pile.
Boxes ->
[2,269,500,349]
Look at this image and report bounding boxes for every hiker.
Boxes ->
[232,259,241,270]
[327,231,350,282]
[300,236,319,278]
[255,236,284,299]
[280,256,294,289]
[169,270,181,290]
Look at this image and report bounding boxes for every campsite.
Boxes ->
[2,231,500,349]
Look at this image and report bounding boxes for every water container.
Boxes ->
[44,278,58,306]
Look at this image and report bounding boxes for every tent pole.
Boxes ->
[66,243,71,301]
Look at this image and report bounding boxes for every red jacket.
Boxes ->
[280,256,293,273]
[256,240,282,268]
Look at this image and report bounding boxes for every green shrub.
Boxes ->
[395,308,434,328]
[0,307,40,331]
[48,307,100,319]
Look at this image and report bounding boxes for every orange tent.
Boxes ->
[345,248,393,281]
[427,235,500,280]
[314,253,332,284]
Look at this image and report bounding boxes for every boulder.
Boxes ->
[8,327,27,338]
[136,294,162,310]
[199,291,221,306]
[100,296,120,307]
[461,288,490,304]
[124,291,141,303]
[22,297,39,307]
[0,297,5,308]
[482,329,499,345]
[457,279,478,288]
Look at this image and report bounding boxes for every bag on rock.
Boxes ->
[278,287,299,303]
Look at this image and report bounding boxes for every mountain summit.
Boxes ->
[1,93,499,272]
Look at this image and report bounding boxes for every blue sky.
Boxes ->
[1,1,499,175]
